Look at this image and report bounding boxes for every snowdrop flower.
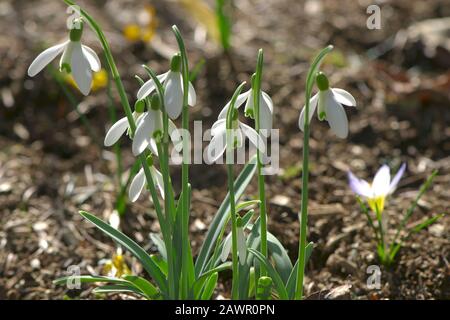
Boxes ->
[299,72,356,138]
[217,87,274,135]
[221,219,247,265]
[348,163,406,213]
[129,155,164,202]
[27,20,101,96]
[136,54,196,120]
[206,108,265,163]
[131,95,181,156]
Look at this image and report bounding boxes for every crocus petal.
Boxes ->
[372,165,391,197]
[332,88,356,107]
[237,227,247,265]
[206,127,227,163]
[298,92,319,131]
[28,41,68,77]
[164,72,183,119]
[70,42,92,95]
[136,72,169,100]
[260,91,274,134]
[239,122,266,154]
[151,167,165,199]
[132,112,155,156]
[188,82,196,106]
[388,163,406,195]
[104,116,129,146]
[218,90,252,120]
[348,171,373,198]
[325,99,348,138]
[82,45,101,72]
[129,168,146,202]
[220,234,232,262]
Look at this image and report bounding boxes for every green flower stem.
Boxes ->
[295,45,333,300]
[172,25,195,298]
[253,49,268,276]
[62,0,173,297]
[226,82,246,299]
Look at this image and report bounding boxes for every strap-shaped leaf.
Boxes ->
[195,157,257,276]
[267,232,293,284]
[247,248,288,300]
[286,242,313,299]
[200,272,219,300]
[122,275,161,300]
[192,262,231,299]
[149,233,167,261]
[79,211,167,295]
[53,275,129,286]
[93,284,146,297]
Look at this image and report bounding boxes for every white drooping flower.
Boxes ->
[129,157,164,202]
[27,21,100,96]
[221,225,247,265]
[348,163,406,213]
[136,55,196,120]
[104,100,159,155]
[206,117,265,163]
[218,88,273,135]
[298,72,356,139]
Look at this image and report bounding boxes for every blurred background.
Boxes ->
[0,0,449,299]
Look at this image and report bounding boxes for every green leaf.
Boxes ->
[79,211,167,295]
[151,254,168,276]
[410,214,444,234]
[192,262,232,299]
[53,275,128,286]
[286,242,313,299]
[247,248,288,300]
[93,284,146,297]
[150,233,167,261]
[195,157,257,276]
[200,272,218,300]
[122,275,161,300]
[267,232,293,284]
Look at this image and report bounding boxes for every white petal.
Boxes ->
[372,165,391,197]
[348,171,373,198]
[332,88,356,107]
[164,72,183,119]
[388,163,406,194]
[239,122,265,154]
[206,128,227,163]
[244,89,254,115]
[104,116,129,146]
[211,119,227,136]
[129,168,146,202]
[260,92,273,133]
[220,233,232,262]
[136,72,169,100]
[168,120,183,153]
[218,90,252,120]
[188,82,196,106]
[132,112,155,156]
[70,42,92,95]
[237,227,247,265]
[148,139,158,156]
[82,45,101,72]
[151,167,165,199]
[298,93,319,131]
[28,41,68,77]
[325,99,348,138]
